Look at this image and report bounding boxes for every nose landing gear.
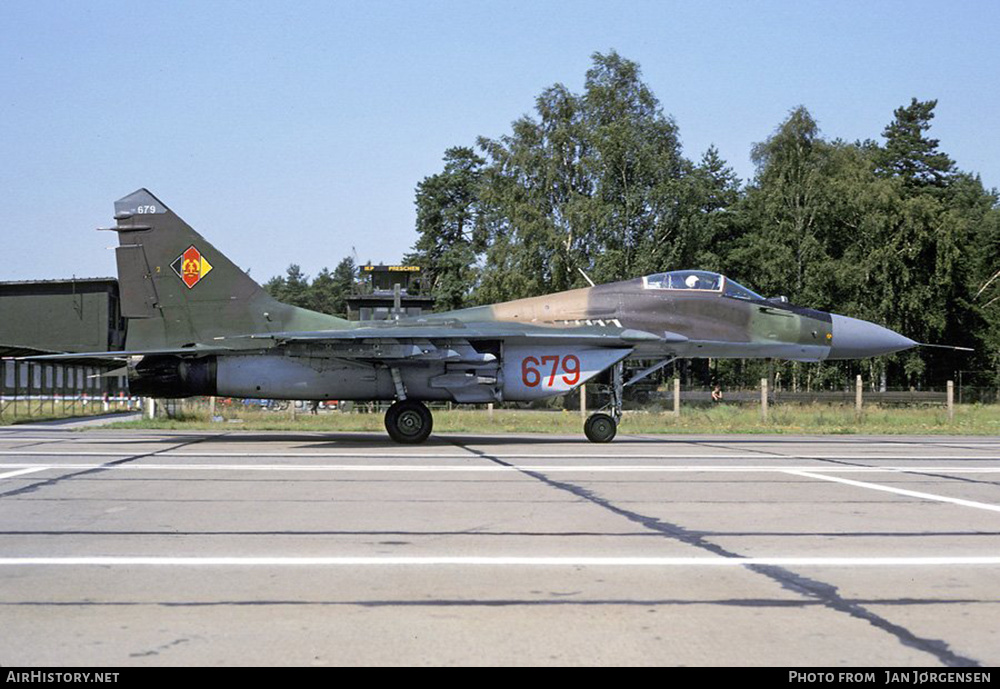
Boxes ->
[584,360,623,443]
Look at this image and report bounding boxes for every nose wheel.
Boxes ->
[584,360,623,443]
[385,399,434,444]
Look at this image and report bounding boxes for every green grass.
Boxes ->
[102,403,1000,435]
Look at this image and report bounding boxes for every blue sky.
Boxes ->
[2,0,997,282]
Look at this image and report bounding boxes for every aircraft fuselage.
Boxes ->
[447,278,838,362]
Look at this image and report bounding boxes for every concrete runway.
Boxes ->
[0,426,998,666]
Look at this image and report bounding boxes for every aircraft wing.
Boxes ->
[17,320,683,365]
[16,320,686,406]
[219,319,675,347]
[214,320,679,367]
[217,320,682,403]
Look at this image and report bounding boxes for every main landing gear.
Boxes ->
[384,399,433,444]
[584,360,623,443]
[384,366,434,444]
[584,413,617,443]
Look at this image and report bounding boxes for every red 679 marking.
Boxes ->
[521,354,581,387]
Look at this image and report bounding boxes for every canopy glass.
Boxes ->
[642,271,764,300]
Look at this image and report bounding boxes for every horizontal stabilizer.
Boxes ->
[87,366,129,379]
[20,344,238,362]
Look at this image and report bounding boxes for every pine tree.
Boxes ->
[407,147,484,311]
[875,98,955,188]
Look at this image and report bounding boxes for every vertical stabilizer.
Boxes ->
[112,189,348,350]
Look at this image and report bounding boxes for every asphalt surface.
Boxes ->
[0,425,998,666]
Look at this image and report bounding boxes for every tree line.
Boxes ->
[264,258,357,318]
[404,51,999,390]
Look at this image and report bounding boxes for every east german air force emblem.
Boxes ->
[171,245,214,289]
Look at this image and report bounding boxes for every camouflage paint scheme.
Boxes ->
[448,280,835,363]
[26,189,916,442]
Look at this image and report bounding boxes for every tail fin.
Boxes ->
[112,189,348,350]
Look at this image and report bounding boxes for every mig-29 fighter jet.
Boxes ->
[35,189,919,443]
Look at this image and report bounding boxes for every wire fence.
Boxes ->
[0,359,137,422]
[138,380,993,420]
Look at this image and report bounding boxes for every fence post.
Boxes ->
[673,378,681,417]
[14,362,20,420]
[855,374,863,417]
[947,380,954,421]
[761,378,768,421]
[579,384,586,419]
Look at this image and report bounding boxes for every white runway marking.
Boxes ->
[1,556,999,567]
[786,470,1000,513]
[0,467,49,481]
[2,462,1000,474]
[1,450,998,460]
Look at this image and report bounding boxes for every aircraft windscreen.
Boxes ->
[643,271,723,292]
[723,279,764,301]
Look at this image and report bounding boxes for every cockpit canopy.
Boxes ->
[642,270,764,301]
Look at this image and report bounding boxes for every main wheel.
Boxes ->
[384,400,434,444]
[584,413,617,443]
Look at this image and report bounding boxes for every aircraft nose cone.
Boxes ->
[827,314,916,359]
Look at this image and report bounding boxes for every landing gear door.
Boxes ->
[502,345,632,401]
